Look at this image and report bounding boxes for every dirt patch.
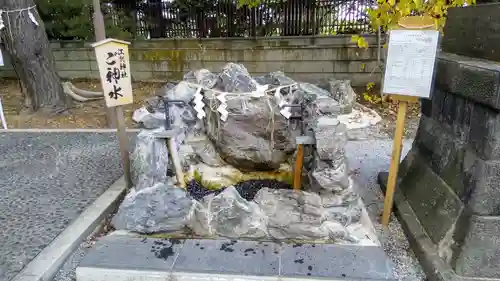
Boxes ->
[0,79,163,129]
[354,86,421,139]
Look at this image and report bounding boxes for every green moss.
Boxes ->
[279,40,290,47]
[186,164,294,191]
[238,169,294,185]
[189,168,224,190]
[193,169,203,183]
[143,49,187,80]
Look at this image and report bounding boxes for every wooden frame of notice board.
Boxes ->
[380,16,440,227]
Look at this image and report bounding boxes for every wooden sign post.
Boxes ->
[92,38,133,190]
[381,16,439,227]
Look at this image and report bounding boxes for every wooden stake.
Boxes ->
[167,137,186,188]
[381,100,408,227]
[115,106,132,189]
[293,144,304,191]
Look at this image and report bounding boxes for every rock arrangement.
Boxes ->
[309,117,350,192]
[113,63,371,243]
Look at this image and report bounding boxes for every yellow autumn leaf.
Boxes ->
[357,37,369,48]
[432,5,442,15]
[350,0,471,49]
[404,6,412,15]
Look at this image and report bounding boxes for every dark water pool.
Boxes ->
[186,179,292,201]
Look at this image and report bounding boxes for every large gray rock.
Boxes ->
[205,91,295,171]
[321,189,362,226]
[217,63,260,93]
[310,153,350,192]
[112,183,193,234]
[130,129,169,191]
[253,188,355,241]
[183,69,218,89]
[309,117,350,192]
[189,186,268,238]
[132,80,202,139]
[315,117,347,160]
[254,71,296,88]
[189,136,226,167]
[299,82,350,115]
[329,79,355,114]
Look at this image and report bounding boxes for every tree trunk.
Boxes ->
[0,0,68,113]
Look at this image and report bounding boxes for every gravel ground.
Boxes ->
[347,117,419,141]
[51,138,425,281]
[346,139,426,281]
[0,132,136,281]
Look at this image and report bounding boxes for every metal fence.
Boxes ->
[113,0,375,39]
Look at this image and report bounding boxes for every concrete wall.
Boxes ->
[0,35,384,87]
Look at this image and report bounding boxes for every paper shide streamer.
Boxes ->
[183,81,298,122]
[0,5,39,31]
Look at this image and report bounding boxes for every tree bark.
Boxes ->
[0,0,68,113]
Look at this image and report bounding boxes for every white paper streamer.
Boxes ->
[0,97,7,129]
[0,5,38,40]
[28,10,39,26]
[193,87,205,120]
[0,11,5,30]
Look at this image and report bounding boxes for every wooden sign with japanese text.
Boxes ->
[92,38,133,107]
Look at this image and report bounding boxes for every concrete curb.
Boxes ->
[11,176,127,281]
[0,129,141,133]
[76,267,391,281]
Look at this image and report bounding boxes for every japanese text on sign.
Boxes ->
[93,39,133,107]
[382,30,439,99]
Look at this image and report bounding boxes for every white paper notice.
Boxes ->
[382,30,439,99]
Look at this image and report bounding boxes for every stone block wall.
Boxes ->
[0,35,383,87]
[388,4,500,281]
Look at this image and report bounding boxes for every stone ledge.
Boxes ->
[413,120,500,216]
[435,53,500,111]
[76,235,395,281]
[420,89,500,162]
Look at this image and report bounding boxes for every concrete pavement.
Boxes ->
[0,132,133,281]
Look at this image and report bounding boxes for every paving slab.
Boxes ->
[173,239,281,276]
[76,234,396,281]
[280,243,393,280]
[0,132,135,281]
